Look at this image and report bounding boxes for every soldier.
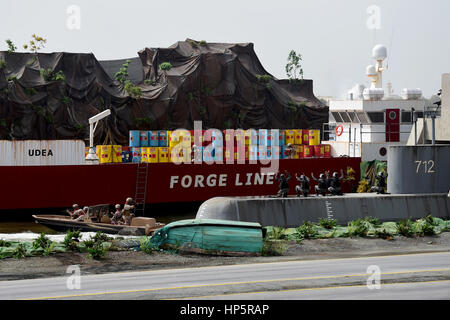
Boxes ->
[111,204,123,225]
[328,170,345,196]
[311,172,328,196]
[74,206,89,221]
[295,173,310,197]
[371,171,388,194]
[275,171,291,198]
[67,204,80,219]
[285,143,294,159]
[122,197,135,225]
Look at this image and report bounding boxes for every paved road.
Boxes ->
[0,252,449,300]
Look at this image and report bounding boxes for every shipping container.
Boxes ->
[129,131,140,147]
[285,130,295,145]
[294,130,303,145]
[158,147,170,163]
[148,131,159,147]
[309,129,320,146]
[0,140,86,166]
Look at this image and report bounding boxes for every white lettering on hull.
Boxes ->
[169,173,275,189]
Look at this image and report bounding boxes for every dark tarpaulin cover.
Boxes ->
[0,39,328,145]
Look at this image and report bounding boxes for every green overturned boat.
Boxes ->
[150,219,263,256]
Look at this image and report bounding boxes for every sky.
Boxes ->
[1,0,449,98]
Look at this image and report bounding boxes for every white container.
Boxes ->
[0,140,86,166]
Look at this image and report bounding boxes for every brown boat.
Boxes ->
[33,204,165,236]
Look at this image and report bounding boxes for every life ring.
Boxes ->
[335,124,344,136]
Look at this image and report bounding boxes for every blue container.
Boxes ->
[132,147,141,163]
[258,129,268,147]
[122,151,132,163]
[148,130,159,147]
[140,131,149,147]
[158,131,168,147]
[129,130,140,147]
[211,130,223,148]
[192,146,204,162]
[249,145,258,161]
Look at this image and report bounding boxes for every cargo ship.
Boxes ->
[0,130,361,212]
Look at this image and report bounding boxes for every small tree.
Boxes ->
[5,39,17,53]
[23,34,47,53]
[285,50,304,82]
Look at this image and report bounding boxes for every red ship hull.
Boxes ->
[1,158,361,210]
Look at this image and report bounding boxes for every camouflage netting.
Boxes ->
[0,39,328,145]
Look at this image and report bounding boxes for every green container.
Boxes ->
[150,219,263,256]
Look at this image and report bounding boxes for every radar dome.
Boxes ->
[366,65,377,76]
[372,44,387,61]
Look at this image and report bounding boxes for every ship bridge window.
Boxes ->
[367,112,384,123]
[356,111,370,124]
[401,111,412,123]
[339,112,351,123]
[348,111,359,123]
[331,112,343,123]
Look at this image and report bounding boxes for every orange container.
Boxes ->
[294,130,303,145]
[314,145,325,158]
[323,144,331,158]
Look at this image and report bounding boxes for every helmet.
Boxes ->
[115,204,121,209]
[280,174,285,178]
[73,204,79,208]
[300,174,305,180]
[319,174,325,179]
[83,206,89,211]
[333,172,338,178]
[378,172,383,177]
[126,197,133,203]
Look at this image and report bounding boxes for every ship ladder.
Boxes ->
[134,162,149,217]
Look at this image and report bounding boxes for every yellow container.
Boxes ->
[147,147,158,163]
[158,147,170,163]
[294,130,303,145]
[169,146,191,164]
[140,147,149,163]
[99,145,112,164]
[309,129,320,146]
[292,145,303,159]
[285,130,295,145]
[112,145,122,163]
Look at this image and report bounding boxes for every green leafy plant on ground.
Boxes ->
[319,218,337,230]
[267,226,288,240]
[32,233,51,250]
[0,240,11,247]
[13,243,27,259]
[414,218,436,237]
[296,221,318,239]
[83,232,111,260]
[396,219,415,237]
[347,218,369,237]
[261,240,287,256]
[64,230,82,252]
[140,237,157,254]
[375,228,394,240]
[88,242,107,260]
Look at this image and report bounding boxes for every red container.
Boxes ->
[314,145,324,158]
[303,145,314,158]
[323,144,331,158]
[302,129,310,145]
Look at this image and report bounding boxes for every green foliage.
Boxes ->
[0,59,6,69]
[88,242,107,260]
[159,62,172,71]
[144,79,156,86]
[267,226,288,240]
[13,243,27,259]
[140,237,157,254]
[396,219,415,237]
[285,49,304,82]
[42,242,55,256]
[124,80,142,99]
[115,59,130,84]
[32,233,51,250]
[7,75,17,82]
[347,218,369,237]
[5,39,17,53]
[414,218,436,236]
[364,216,380,226]
[40,69,66,82]
[188,40,198,48]
[60,96,72,105]
[296,221,318,239]
[375,228,394,240]
[199,40,207,46]
[25,88,37,96]
[256,74,272,83]
[23,34,47,53]
[357,179,371,193]
[261,240,287,256]
[0,239,11,247]
[319,218,337,230]
[64,230,82,252]
[136,117,153,129]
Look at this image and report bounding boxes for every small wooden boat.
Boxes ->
[33,204,165,236]
[150,219,264,256]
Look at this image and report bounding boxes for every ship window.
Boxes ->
[367,112,384,123]
[348,111,359,123]
[401,111,412,123]
[339,112,351,123]
[331,112,343,122]
[356,111,369,124]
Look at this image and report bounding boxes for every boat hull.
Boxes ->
[1,157,361,210]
